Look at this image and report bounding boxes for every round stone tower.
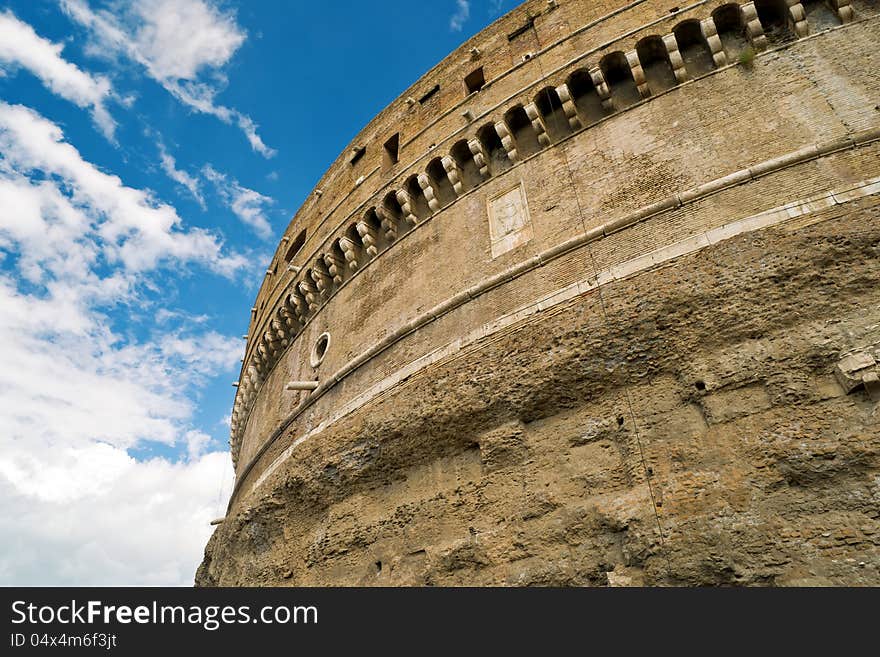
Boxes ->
[198,0,880,586]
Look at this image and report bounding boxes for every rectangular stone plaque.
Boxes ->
[487,181,533,259]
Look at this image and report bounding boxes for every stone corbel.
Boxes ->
[339,236,360,270]
[495,121,518,161]
[288,291,308,323]
[467,139,491,179]
[829,0,853,23]
[589,67,615,111]
[625,50,650,98]
[663,34,689,83]
[523,103,551,148]
[270,318,286,342]
[700,18,728,68]
[441,155,463,195]
[279,304,300,331]
[297,279,320,312]
[394,189,419,226]
[356,219,380,257]
[786,0,809,38]
[374,206,399,242]
[310,265,332,297]
[417,173,441,213]
[322,252,345,286]
[555,83,583,130]
[741,3,768,51]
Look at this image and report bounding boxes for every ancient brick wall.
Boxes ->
[200,0,880,586]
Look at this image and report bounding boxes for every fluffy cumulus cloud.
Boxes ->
[0,11,116,139]
[0,101,244,585]
[203,164,274,239]
[0,102,246,276]
[450,0,471,31]
[0,453,233,586]
[60,0,275,157]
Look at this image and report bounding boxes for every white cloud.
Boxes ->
[0,101,246,276]
[0,10,116,140]
[60,0,276,157]
[203,164,274,239]
[158,142,205,208]
[450,0,471,31]
[0,450,233,585]
[0,102,248,584]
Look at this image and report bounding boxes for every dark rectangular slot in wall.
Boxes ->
[464,67,485,95]
[419,84,440,104]
[507,16,535,41]
[383,133,400,170]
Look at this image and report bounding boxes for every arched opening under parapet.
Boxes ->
[600,52,640,110]
[426,157,457,207]
[755,0,796,43]
[477,123,511,174]
[345,223,365,256]
[712,4,750,59]
[566,69,606,125]
[504,105,542,158]
[802,0,842,31]
[636,36,677,94]
[450,139,483,192]
[404,174,432,220]
[534,86,571,141]
[674,20,716,76]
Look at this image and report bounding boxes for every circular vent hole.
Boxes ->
[310,332,330,368]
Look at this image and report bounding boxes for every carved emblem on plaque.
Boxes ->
[487,182,533,258]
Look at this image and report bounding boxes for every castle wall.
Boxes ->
[201,0,880,586]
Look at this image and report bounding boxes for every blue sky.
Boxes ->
[0,0,506,585]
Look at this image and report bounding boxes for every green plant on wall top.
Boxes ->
[739,47,756,69]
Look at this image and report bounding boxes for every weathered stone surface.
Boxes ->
[199,0,880,586]
[199,208,880,586]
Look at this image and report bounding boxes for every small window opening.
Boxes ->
[284,230,306,263]
[464,67,485,95]
[383,133,399,170]
[349,145,366,165]
[418,84,440,104]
